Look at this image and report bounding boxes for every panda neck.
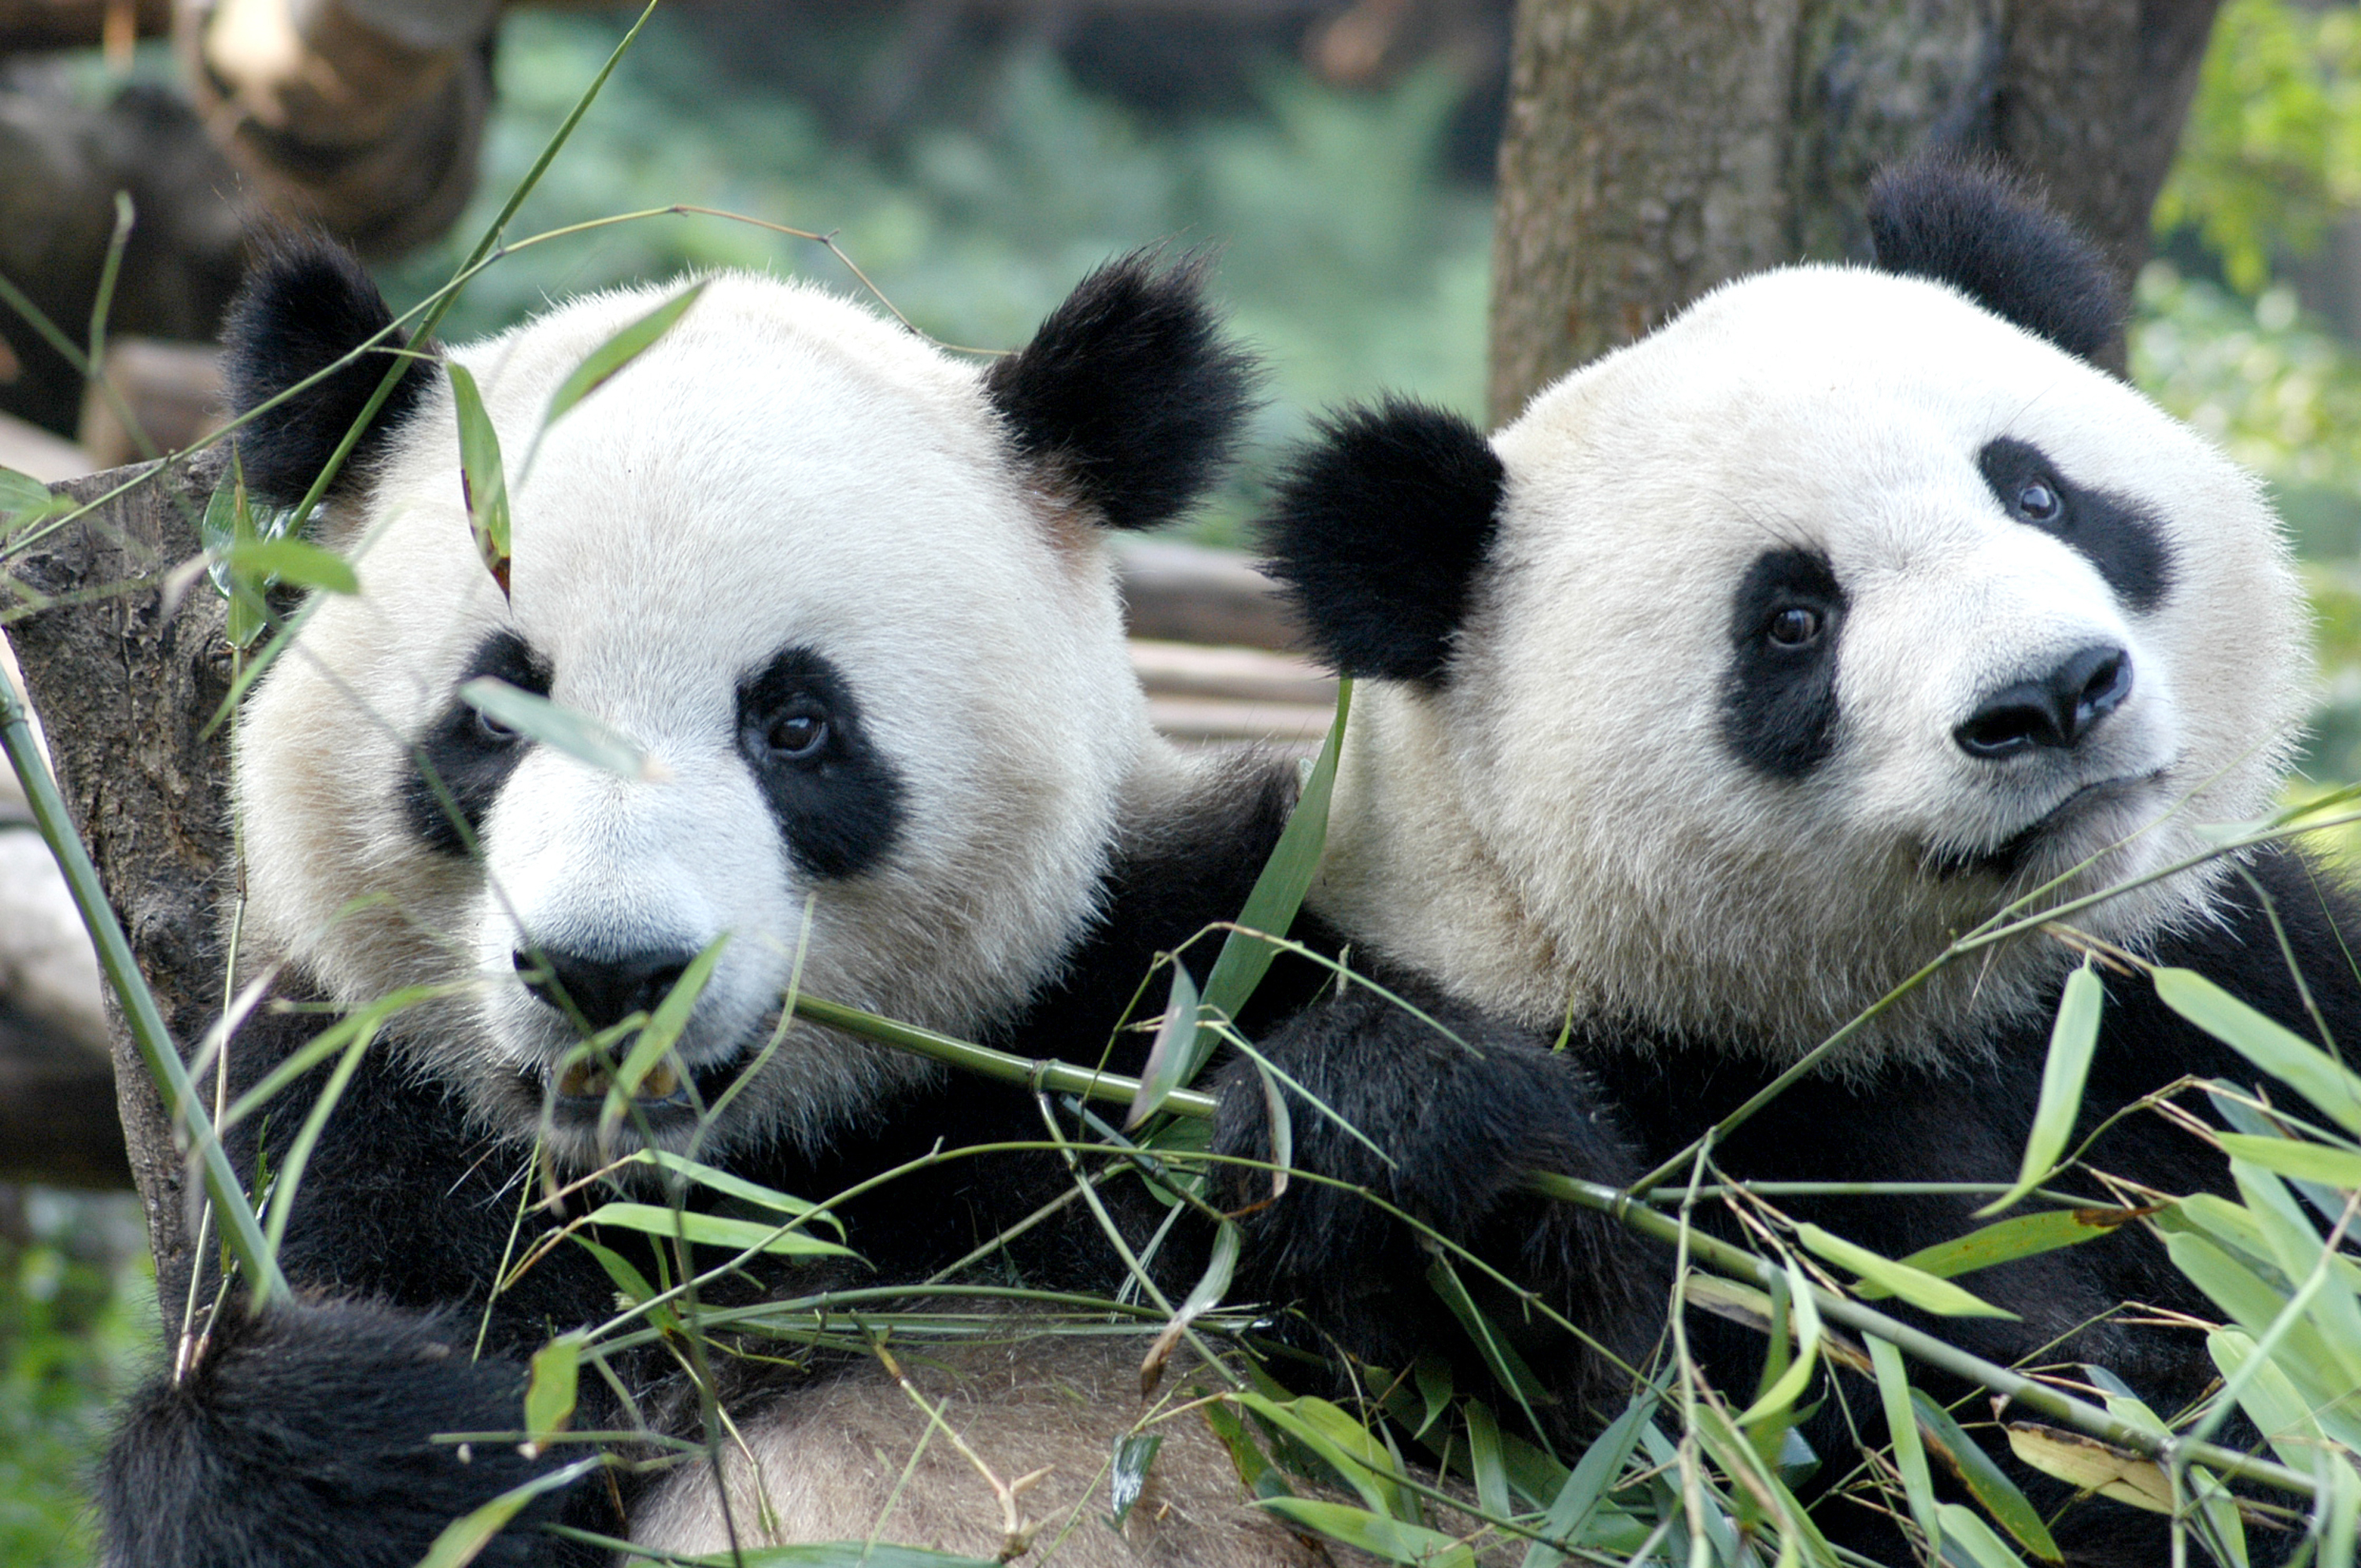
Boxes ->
[1309,691,1572,1029]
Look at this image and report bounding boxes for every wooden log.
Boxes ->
[1117,537,1301,652]
[1129,638,1336,707]
[77,339,225,471]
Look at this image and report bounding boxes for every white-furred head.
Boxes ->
[1259,161,2307,1067]
[224,242,1256,1165]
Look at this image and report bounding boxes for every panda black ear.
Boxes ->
[1255,397,1504,684]
[983,251,1261,532]
[219,234,436,507]
[1866,155,2123,367]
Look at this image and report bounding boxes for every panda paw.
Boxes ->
[1210,983,1661,1398]
[100,1296,582,1568]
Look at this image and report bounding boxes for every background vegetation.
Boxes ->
[13,0,2361,1560]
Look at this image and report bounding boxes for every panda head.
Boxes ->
[227,238,1257,1166]
[1261,160,2308,1066]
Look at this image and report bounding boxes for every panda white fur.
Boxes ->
[1209,161,2348,1566]
[99,239,1314,1568]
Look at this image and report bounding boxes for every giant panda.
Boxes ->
[1210,160,2347,1566]
[98,238,1317,1568]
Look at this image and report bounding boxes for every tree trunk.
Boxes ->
[1488,0,2222,422]
[6,462,229,1317]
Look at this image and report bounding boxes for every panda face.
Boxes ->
[1307,266,2305,1064]
[236,276,1151,1166]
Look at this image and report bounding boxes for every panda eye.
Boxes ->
[765,707,829,761]
[1765,606,1823,648]
[475,707,521,744]
[2015,480,2063,522]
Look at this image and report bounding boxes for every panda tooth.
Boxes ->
[638,1061,682,1100]
[556,1061,608,1098]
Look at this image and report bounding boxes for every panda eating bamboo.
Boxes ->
[98,239,1314,1568]
[1214,160,2347,1566]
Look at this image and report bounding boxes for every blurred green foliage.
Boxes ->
[379,13,1492,543]
[0,1190,149,1568]
[2157,0,2361,296]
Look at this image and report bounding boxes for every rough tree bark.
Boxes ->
[7,462,229,1313]
[1489,0,2222,422]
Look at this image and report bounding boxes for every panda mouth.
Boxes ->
[1926,773,2163,881]
[534,1050,752,1118]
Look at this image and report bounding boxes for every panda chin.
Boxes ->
[1922,770,2169,884]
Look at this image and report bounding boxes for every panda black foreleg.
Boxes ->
[1210,980,1666,1428]
[98,1296,593,1568]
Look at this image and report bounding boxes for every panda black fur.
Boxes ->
[1217,160,2346,1566]
[99,238,1310,1568]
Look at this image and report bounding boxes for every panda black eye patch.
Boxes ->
[736,647,904,881]
[401,631,552,856]
[1719,548,1847,780]
[1977,437,2174,612]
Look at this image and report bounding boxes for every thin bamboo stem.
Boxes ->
[0,677,286,1301]
[800,990,2322,1501]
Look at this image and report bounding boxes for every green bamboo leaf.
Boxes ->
[1519,1387,1657,1568]
[1139,1216,1238,1394]
[619,1149,841,1232]
[1865,1207,2133,1295]
[1187,680,1352,1075]
[543,280,708,426]
[1201,1396,1293,1501]
[577,1202,854,1258]
[201,461,268,646]
[2217,1133,2361,1190]
[459,677,663,781]
[1979,962,2104,1216]
[2153,966,2361,1136]
[1108,1432,1163,1529]
[1463,1399,1510,1522]
[1934,1503,2030,1568]
[1912,1393,2060,1562]
[221,537,359,596]
[1233,1392,1407,1518]
[1410,1355,1452,1441]
[599,935,727,1137]
[1125,959,1201,1130]
[1425,1256,1554,1419]
[2323,1453,2360,1568]
[2228,1160,2361,1389]
[2166,1230,2359,1407]
[0,465,63,529]
[523,1332,582,1454]
[414,1456,600,1568]
[1255,1498,1472,1568]
[1868,1337,1939,1549]
[447,360,512,600]
[564,1234,681,1334]
[1736,1256,1823,1426]
[2206,1329,2325,1471]
[1795,1223,2018,1319]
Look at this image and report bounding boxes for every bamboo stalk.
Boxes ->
[0,673,287,1302]
[788,993,1218,1119]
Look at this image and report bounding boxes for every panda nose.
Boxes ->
[514,945,694,1032]
[1954,644,2133,759]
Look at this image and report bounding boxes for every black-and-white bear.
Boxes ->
[99,240,1314,1568]
[1221,161,2345,1566]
